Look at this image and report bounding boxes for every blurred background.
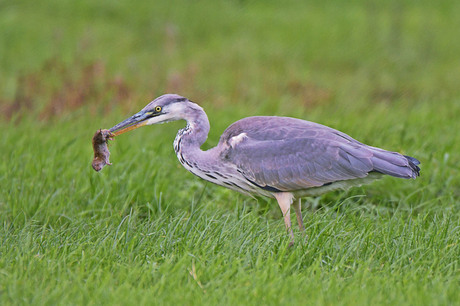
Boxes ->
[2,0,460,116]
[1,0,459,216]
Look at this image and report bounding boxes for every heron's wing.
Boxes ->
[219,117,417,191]
[223,136,373,191]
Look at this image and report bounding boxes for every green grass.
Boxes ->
[1,0,459,305]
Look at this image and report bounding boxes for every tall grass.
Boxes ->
[1,0,459,304]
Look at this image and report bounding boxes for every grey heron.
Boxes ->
[109,94,420,243]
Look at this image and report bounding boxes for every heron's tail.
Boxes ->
[370,149,421,179]
[403,155,421,177]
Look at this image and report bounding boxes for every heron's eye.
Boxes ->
[155,106,162,112]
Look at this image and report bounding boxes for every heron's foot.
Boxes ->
[299,223,306,233]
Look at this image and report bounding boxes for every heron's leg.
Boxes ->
[273,192,295,244]
[293,198,305,232]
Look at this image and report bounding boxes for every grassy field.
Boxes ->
[1,0,459,304]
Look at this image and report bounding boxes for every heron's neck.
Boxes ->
[173,107,210,154]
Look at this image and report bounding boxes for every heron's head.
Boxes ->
[109,94,201,136]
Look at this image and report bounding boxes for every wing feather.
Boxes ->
[219,116,419,191]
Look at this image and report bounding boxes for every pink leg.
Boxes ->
[274,192,295,245]
[293,198,305,232]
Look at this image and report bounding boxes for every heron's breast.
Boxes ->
[174,149,271,197]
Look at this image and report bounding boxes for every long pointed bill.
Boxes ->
[109,111,150,136]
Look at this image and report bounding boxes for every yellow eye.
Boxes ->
[155,106,162,112]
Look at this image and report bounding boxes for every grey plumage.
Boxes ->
[221,116,419,192]
[110,94,420,244]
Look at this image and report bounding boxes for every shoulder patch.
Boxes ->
[229,133,248,147]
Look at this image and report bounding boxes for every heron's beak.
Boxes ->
[109,111,152,136]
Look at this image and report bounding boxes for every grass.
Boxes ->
[1,0,459,304]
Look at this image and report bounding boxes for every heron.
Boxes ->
[109,94,420,244]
